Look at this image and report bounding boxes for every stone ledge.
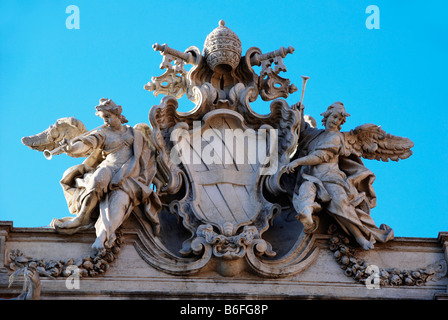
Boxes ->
[1,220,447,300]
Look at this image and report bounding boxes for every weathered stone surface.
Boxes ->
[8,21,444,301]
[1,219,446,300]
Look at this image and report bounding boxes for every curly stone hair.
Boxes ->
[320,101,350,130]
[95,98,128,124]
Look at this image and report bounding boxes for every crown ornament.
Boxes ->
[203,20,242,73]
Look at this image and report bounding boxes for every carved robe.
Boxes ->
[293,123,394,244]
[51,126,161,247]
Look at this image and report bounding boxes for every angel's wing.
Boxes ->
[21,117,87,152]
[134,123,171,191]
[342,123,414,162]
[133,123,155,148]
[304,114,317,128]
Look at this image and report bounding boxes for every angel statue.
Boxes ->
[22,98,163,253]
[285,102,414,250]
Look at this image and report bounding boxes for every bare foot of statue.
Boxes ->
[58,215,89,228]
[91,233,107,255]
[296,208,316,234]
[58,217,82,228]
[357,237,375,250]
[91,240,105,256]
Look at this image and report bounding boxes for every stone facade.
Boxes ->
[6,21,447,302]
[1,217,447,300]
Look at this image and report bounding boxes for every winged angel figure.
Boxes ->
[285,102,414,250]
[22,98,162,253]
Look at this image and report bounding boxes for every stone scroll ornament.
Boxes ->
[18,20,424,282]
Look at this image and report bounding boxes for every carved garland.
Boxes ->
[6,231,122,280]
[327,225,447,287]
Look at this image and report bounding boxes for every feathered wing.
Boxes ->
[133,123,169,189]
[133,123,154,147]
[342,123,414,162]
[21,117,87,152]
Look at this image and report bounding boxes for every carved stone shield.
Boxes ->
[157,106,280,259]
[135,21,318,277]
[135,95,321,277]
[174,109,277,234]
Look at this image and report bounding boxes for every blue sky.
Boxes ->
[0,1,447,238]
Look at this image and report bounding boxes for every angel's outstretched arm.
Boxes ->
[64,132,104,157]
[65,140,92,156]
[290,152,322,167]
[285,149,334,173]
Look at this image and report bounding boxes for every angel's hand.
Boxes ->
[292,102,305,112]
[285,163,298,174]
[63,142,72,153]
[25,268,40,285]
[59,138,68,146]
[56,138,70,152]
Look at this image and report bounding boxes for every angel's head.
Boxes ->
[95,98,128,128]
[320,102,350,131]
